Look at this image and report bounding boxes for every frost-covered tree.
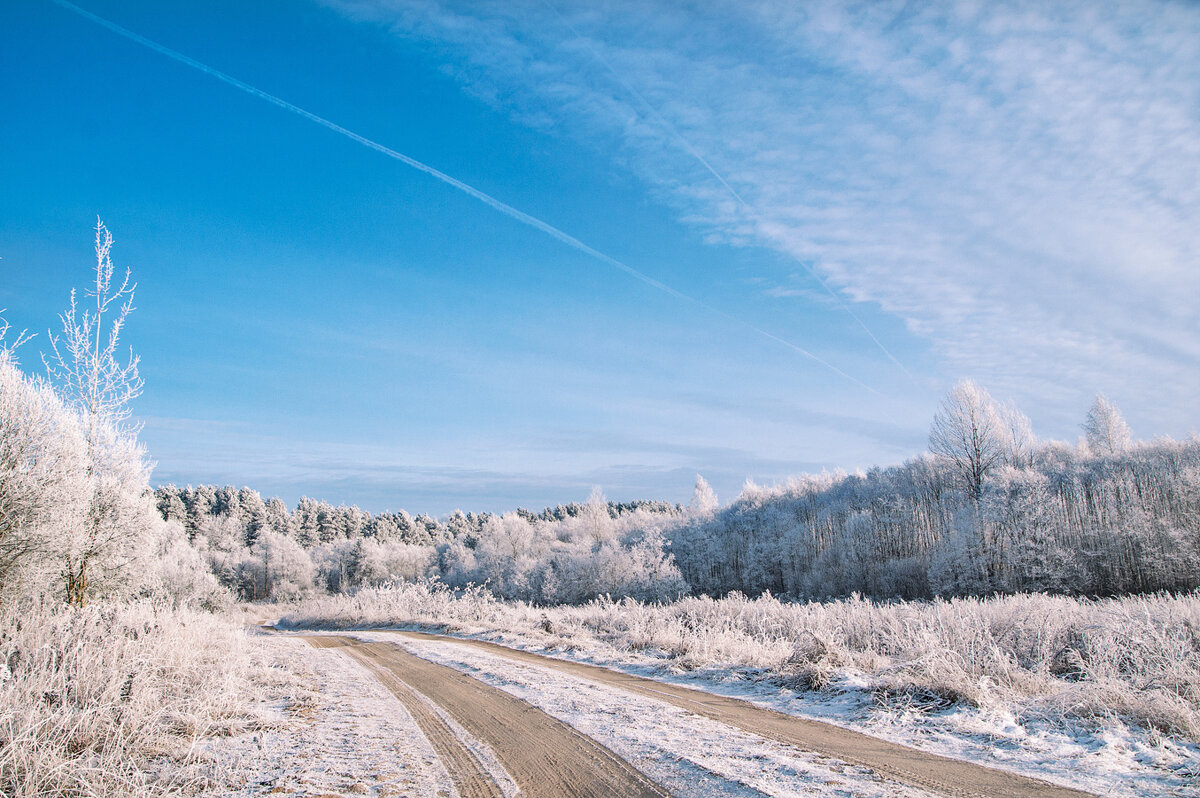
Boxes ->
[139,517,228,609]
[44,220,143,433]
[193,513,249,591]
[344,537,432,588]
[237,487,268,546]
[293,496,322,547]
[998,401,1035,468]
[251,530,314,600]
[689,475,719,516]
[265,496,296,538]
[0,349,88,599]
[43,220,150,605]
[929,380,1008,501]
[155,485,188,524]
[185,484,217,538]
[577,487,615,544]
[1083,394,1132,455]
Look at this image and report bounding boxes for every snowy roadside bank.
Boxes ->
[280,585,1200,797]
[0,601,261,797]
[195,632,454,798]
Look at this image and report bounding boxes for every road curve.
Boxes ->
[390,630,1099,798]
[303,635,669,798]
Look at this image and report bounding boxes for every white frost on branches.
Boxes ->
[928,380,1033,500]
[43,219,143,432]
[41,220,151,606]
[1083,394,1132,456]
[0,351,87,598]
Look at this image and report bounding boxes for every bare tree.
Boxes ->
[44,220,149,606]
[929,380,1007,501]
[1083,394,1132,455]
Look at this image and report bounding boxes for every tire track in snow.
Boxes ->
[305,636,506,798]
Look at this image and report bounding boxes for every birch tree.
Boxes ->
[1083,394,1132,455]
[44,220,149,605]
[928,380,1007,501]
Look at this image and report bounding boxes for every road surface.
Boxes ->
[304,635,668,798]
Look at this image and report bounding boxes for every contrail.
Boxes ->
[51,0,879,395]
[542,0,917,384]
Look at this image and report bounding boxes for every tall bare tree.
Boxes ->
[44,220,148,606]
[929,380,1007,501]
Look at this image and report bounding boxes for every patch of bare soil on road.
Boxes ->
[304,635,668,798]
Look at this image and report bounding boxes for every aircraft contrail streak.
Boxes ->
[52,0,880,395]
[542,0,917,384]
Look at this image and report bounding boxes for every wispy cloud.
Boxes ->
[327,0,1200,433]
[52,0,883,396]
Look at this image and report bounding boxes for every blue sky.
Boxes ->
[2,0,1197,515]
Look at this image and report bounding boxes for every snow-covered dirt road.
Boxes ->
[304,635,667,798]
[300,630,1100,798]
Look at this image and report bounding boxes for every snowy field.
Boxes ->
[8,600,1192,796]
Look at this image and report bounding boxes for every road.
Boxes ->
[303,632,1098,798]
[304,635,668,798]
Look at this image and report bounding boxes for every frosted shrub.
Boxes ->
[0,349,88,600]
[0,599,259,796]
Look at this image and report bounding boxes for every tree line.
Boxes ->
[671,417,1198,600]
[152,484,685,602]
[153,384,1198,604]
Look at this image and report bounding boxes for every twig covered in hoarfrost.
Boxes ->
[43,219,143,431]
[0,308,34,354]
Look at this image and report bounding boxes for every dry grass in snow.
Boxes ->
[0,599,265,797]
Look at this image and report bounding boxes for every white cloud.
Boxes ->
[326,0,1200,434]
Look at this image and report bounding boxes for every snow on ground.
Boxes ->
[195,632,455,797]
[658,663,1200,798]
[351,628,1198,798]
[331,630,937,798]
[205,625,1197,798]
